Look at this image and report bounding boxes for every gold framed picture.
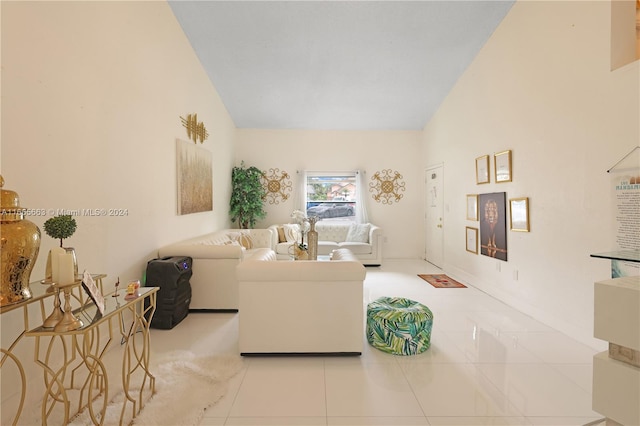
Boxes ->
[466,227,478,254]
[476,155,490,184]
[466,194,478,221]
[509,197,530,232]
[494,150,512,183]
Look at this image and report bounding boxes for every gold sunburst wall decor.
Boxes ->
[370,169,406,204]
[261,168,292,204]
[180,113,209,144]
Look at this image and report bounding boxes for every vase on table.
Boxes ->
[288,243,308,260]
[0,175,41,306]
[307,216,318,260]
[296,246,309,260]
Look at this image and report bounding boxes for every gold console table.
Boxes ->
[0,275,105,425]
[25,286,158,426]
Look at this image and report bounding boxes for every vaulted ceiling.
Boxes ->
[169,1,515,131]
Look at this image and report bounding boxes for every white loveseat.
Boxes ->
[157,229,276,311]
[268,221,383,265]
[237,248,366,355]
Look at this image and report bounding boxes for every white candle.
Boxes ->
[58,253,75,285]
[50,247,65,283]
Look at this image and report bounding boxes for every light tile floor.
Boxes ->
[149,259,604,426]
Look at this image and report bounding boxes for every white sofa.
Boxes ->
[268,221,383,266]
[237,248,366,355]
[157,229,276,311]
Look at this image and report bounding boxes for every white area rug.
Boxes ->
[25,351,243,426]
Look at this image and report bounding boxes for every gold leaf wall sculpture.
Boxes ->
[261,168,292,205]
[369,169,405,204]
[180,113,209,144]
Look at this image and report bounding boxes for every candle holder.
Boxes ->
[53,283,83,332]
[42,284,64,328]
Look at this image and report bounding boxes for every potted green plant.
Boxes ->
[229,162,267,229]
[43,215,78,280]
[44,215,77,247]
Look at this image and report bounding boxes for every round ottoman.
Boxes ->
[366,297,433,355]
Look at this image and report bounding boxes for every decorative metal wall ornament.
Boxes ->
[369,169,405,204]
[261,168,292,205]
[180,113,209,144]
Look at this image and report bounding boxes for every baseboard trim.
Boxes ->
[189,308,238,313]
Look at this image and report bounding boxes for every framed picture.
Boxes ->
[466,194,478,221]
[478,192,508,261]
[176,139,213,215]
[476,155,490,184]
[466,227,478,254]
[509,197,530,232]
[494,150,512,183]
[82,270,105,315]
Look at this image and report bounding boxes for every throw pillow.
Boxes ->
[282,224,301,243]
[277,226,286,243]
[346,223,370,243]
[238,233,254,250]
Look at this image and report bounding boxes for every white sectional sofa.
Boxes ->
[237,248,366,355]
[157,229,276,311]
[268,221,382,265]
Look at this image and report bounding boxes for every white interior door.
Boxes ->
[425,165,444,268]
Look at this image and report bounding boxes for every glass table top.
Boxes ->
[26,286,158,336]
[590,249,640,263]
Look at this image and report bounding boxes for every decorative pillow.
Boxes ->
[277,226,287,243]
[238,233,254,250]
[282,224,301,243]
[346,223,370,243]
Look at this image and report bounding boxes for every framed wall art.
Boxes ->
[494,150,512,183]
[476,155,490,184]
[176,138,213,215]
[466,227,478,254]
[466,194,478,221]
[478,192,508,261]
[509,197,530,232]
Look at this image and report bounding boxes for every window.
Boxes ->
[305,172,357,221]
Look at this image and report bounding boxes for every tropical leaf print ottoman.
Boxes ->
[366,297,433,355]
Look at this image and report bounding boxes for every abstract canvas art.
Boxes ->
[176,139,213,215]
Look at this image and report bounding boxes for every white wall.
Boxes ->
[422,0,639,349]
[2,0,235,284]
[1,1,235,419]
[235,129,423,259]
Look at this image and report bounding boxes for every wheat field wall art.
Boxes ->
[176,138,213,215]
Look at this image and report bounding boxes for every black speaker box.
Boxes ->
[145,256,193,329]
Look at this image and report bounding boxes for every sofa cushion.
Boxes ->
[317,241,340,255]
[331,248,359,261]
[245,248,277,261]
[226,231,241,242]
[197,234,233,245]
[338,242,372,255]
[346,223,371,243]
[275,242,293,255]
[283,224,301,243]
[316,222,350,242]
